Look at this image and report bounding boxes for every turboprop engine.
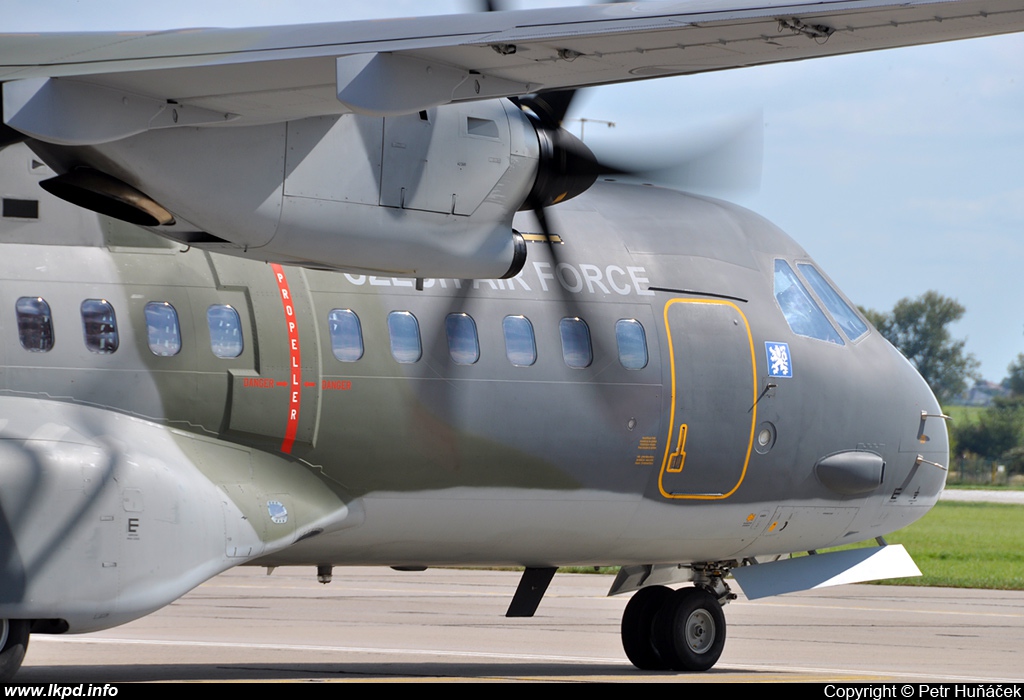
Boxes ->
[21,93,599,279]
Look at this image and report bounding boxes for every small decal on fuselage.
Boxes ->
[765,341,793,378]
[271,263,301,453]
[242,377,276,389]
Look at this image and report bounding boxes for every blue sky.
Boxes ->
[8,0,1024,381]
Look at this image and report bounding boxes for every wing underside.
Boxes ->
[3,0,1024,131]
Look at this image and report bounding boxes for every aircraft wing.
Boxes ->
[3,0,1024,141]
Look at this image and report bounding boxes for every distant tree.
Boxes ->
[1000,445,1024,474]
[860,291,979,403]
[953,397,1024,472]
[858,306,888,331]
[953,398,1024,461]
[1007,353,1024,397]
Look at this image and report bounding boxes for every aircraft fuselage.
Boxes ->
[0,177,946,579]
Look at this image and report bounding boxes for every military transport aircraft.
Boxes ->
[0,0,1019,680]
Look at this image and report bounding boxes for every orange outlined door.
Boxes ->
[659,299,757,499]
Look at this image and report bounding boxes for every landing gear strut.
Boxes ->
[0,619,30,681]
[620,578,730,672]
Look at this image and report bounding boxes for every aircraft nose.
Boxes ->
[872,340,950,507]
[801,334,948,536]
[789,327,949,513]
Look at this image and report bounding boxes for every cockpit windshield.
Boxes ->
[773,260,843,345]
[797,264,868,341]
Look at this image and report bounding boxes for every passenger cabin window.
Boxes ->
[615,319,648,370]
[145,302,181,356]
[773,261,843,345]
[559,317,593,369]
[503,315,537,367]
[81,299,119,354]
[387,311,422,363]
[208,305,244,359]
[16,297,54,352]
[797,264,869,341]
[445,313,480,365]
[328,309,363,362]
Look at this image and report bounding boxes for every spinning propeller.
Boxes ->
[511,87,763,250]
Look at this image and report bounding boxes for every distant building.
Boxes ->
[952,379,1012,407]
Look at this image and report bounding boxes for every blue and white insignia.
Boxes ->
[765,341,793,378]
[267,500,288,524]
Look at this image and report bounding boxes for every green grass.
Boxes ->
[558,566,618,575]
[944,405,983,423]
[867,501,1024,589]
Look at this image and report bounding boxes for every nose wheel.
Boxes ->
[621,586,726,672]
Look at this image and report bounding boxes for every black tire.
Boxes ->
[0,619,30,681]
[652,587,725,672]
[620,585,672,670]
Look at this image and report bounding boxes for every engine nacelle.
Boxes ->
[30,100,552,279]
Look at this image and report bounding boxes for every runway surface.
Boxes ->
[16,566,1024,683]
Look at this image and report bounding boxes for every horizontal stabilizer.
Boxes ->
[731,545,921,600]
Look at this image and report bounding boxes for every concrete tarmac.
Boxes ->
[16,566,1024,683]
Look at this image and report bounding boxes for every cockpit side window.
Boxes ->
[16,297,54,352]
[773,260,843,345]
[797,264,868,341]
[81,299,119,354]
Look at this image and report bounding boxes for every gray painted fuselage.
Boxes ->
[0,145,946,631]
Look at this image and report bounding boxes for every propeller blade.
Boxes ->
[591,111,764,197]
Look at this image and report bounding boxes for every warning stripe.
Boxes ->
[270,263,301,454]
